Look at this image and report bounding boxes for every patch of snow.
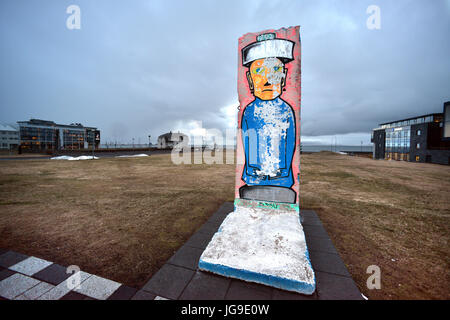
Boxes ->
[51,156,72,160]
[200,205,315,286]
[116,154,149,158]
[51,155,98,160]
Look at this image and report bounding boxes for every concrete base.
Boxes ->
[198,205,316,295]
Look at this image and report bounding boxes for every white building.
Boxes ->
[157,131,188,149]
[0,124,19,150]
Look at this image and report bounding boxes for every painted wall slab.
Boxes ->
[236,26,301,209]
[199,26,315,295]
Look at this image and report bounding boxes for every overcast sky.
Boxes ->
[1,0,449,146]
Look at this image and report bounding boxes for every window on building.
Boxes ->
[416,129,421,136]
[415,155,420,161]
[416,143,420,149]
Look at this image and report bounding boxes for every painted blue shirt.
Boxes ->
[241,97,295,187]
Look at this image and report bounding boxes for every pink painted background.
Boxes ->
[235,26,301,205]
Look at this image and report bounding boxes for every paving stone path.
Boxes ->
[0,202,363,300]
[0,250,166,300]
[141,202,364,300]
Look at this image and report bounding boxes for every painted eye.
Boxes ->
[253,67,264,74]
[273,66,282,72]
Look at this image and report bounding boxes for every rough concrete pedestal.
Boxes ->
[198,204,316,295]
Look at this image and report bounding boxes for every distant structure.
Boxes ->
[0,124,19,150]
[17,119,100,152]
[372,102,450,165]
[157,131,188,149]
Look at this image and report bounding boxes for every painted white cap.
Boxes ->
[242,33,294,67]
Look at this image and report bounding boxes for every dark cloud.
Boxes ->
[1,0,449,145]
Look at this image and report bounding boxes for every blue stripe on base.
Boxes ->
[198,259,316,295]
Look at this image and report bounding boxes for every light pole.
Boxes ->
[148,135,151,149]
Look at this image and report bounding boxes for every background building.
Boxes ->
[372,102,450,165]
[17,119,100,152]
[444,101,450,140]
[0,124,19,150]
[157,131,188,149]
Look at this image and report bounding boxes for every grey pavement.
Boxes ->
[0,252,142,300]
[140,202,364,300]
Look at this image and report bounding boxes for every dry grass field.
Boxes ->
[0,152,449,299]
[300,152,449,300]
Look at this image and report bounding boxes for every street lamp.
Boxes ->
[148,135,151,148]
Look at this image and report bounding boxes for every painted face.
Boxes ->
[248,57,285,100]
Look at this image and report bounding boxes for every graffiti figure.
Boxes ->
[239,33,297,203]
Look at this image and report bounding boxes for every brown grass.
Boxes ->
[0,153,234,288]
[0,151,449,299]
[300,152,450,300]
